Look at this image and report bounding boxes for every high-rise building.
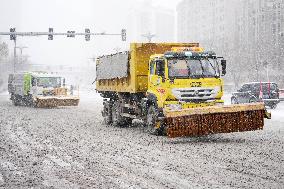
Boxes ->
[177,0,284,86]
[127,0,175,42]
[238,0,284,81]
[177,0,239,54]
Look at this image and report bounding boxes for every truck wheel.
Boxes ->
[249,97,257,103]
[103,101,112,125]
[29,97,36,107]
[146,105,163,135]
[231,97,238,104]
[123,117,133,126]
[104,114,112,125]
[111,101,125,127]
[12,95,20,106]
[270,104,277,109]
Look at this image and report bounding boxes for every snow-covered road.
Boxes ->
[0,91,283,188]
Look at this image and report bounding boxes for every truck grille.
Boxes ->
[172,87,219,101]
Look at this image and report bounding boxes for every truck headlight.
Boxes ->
[166,104,182,110]
[215,102,224,106]
[213,86,221,94]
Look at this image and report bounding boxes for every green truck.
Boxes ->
[8,72,80,107]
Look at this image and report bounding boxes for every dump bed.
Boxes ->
[96,43,199,93]
[8,73,26,95]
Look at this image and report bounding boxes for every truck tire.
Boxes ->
[249,97,257,103]
[28,96,36,107]
[146,104,163,135]
[231,97,238,104]
[30,102,36,108]
[111,101,125,127]
[269,103,277,109]
[102,101,112,125]
[12,95,20,106]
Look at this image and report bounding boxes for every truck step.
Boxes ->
[123,104,135,108]
[121,113,137,119]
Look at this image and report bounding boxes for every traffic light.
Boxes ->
[85,28,90,41]
[121,29,126,41]
[10,28,16,40]
[48,28,53,40]
[67,31,75,37]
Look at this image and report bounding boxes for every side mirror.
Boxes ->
[156,60,165,81]
[221,60,226,76]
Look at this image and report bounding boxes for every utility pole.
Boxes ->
[266,64,269,82]
[9,27,17,73]
[13,39,16,73]
[263,61,269,82]
[16,46,28,56]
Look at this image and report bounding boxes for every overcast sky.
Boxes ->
[0,0,182,67]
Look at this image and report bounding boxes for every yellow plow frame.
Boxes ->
[165,103,270,138]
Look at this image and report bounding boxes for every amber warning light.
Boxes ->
[171,47,204,52]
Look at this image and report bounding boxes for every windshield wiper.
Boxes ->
[207,59,218,77]
[184,59,191,77]
[200,59,219,78]
[197,59,205,78]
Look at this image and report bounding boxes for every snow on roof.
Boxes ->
[30,72,61,78]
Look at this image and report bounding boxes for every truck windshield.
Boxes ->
[168,58,218,79]
[36,77,62,88]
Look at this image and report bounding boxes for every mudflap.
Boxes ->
[164,103,267,138]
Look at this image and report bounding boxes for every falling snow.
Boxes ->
[0,90,283,188]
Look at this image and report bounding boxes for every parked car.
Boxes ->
[279,89,284,101]
[231,82,280,109]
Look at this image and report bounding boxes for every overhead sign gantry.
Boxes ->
[0,28,127,72]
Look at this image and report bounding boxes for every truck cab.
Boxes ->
[147,47,227,111]
[30,74,66,96]
[8,72,79,107]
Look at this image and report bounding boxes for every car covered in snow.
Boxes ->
[231,82,280,109]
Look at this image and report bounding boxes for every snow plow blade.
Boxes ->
[36,97,80,108]
[165,103,269,138]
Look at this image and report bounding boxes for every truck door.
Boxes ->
[149,59,165,89]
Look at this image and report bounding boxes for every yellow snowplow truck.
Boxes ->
[96,43,270,138]
[8,72,79,108]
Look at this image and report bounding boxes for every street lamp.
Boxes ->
[141,32,156,43]
[15,46,28,56]
[263,61,269,82]
[14,46,28,71]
